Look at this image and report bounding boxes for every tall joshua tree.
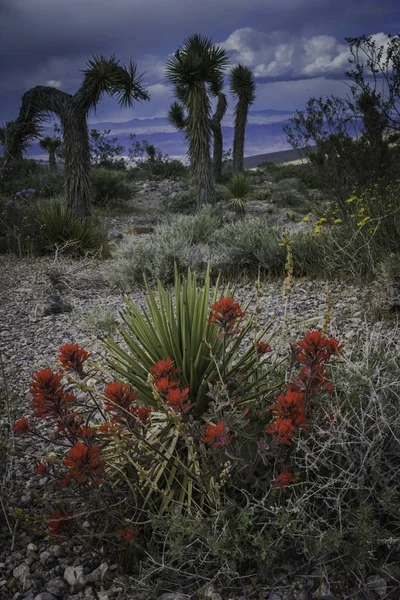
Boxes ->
[8,55,149,217]
[230,65,256,173]
[39,136,62,170]
[166,34,228,208]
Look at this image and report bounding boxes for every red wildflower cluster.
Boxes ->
[150,357,180,380]
[273,471,296,488]
[63,441,105,485]
[266,330,343,445]
[296,330,343,367]
[266,390,306,445]
[151,358,191,412]
[255,341,272,354]
[119,528,134,542]
[48,508,73,539]
[13,416,29,434]
[104,382,151,427]
[59,343,91,377]
[208,297,245,333]
[202,420,232,448]
[30,368,75,421]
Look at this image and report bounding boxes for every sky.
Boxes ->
[0,0,399,130]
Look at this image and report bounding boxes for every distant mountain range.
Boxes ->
[26,109,296,162]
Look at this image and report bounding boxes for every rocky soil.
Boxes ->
[0,180,397,600]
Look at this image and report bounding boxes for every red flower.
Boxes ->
[59,343,91,377]
[296,330,343,365]
[119,528,134,542]
[269,390,306,428]
[202,421,232,448]
[104,382,136,414]
[255,341,272,354]
[48,508,73,538]
[150,358,180,381]
[273,471,296,487]
[208,297,245,333]
[76,426,97,443]
[99,422,110,434]
[265,418,296,445]
[35,462,47,475]
[134,405,152,425]
[165,386,190,410]
[63,442,105,485]
[13,416,29,434]
[155,377,179,395]
[30,368,75,420]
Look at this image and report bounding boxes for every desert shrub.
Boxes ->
[0,189,41,255]
[212,220,286,274]
[36,200,110,257]
[259,161,319,188]
[113,210,220,286]
[0,160,64,198]
[162,190,196,214]
[371,253,400,316]
[90,167,132,206]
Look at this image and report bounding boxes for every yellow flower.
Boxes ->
[357,216,370,227]
[333,218,342,224]
[302,214,311,222]
[346,196,356,204]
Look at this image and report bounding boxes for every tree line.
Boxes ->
[0,35,256,217]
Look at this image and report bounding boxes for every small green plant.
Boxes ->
[226,173,252,215]
[36,199,110,257]
[90,168,132,206]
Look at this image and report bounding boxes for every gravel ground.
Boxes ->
[0,186,395,600]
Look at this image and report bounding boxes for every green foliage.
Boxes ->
[89,128,125,169]
[90,167,132,206]
[0,160,64,198]
[162,190,196,214]
[105,265,263,412]
[35,199,110,256]
[213,219,286,274]
[111,209,221,287]
[226,173,252,214]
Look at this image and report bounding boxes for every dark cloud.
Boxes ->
[0,0,398,123]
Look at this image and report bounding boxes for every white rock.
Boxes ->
[63,565,85,587]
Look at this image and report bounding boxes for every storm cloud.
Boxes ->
[0,0,398,123]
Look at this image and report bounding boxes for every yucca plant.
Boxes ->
[105,265,271,415]
[226,172,253,215]
[36,199,109,256]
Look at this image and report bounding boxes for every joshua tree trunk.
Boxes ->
[187,85,216,207]
[10,87,92,218]
[62,114,92,217]
[233,97,247,173]
[48,151,57,170]
[211,92,227,183]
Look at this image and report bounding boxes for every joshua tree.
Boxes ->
[39,136,62,170]
[8,55,149,217]
[169,88,228,184]
[166,34,228,208]
[230,65,256,173]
